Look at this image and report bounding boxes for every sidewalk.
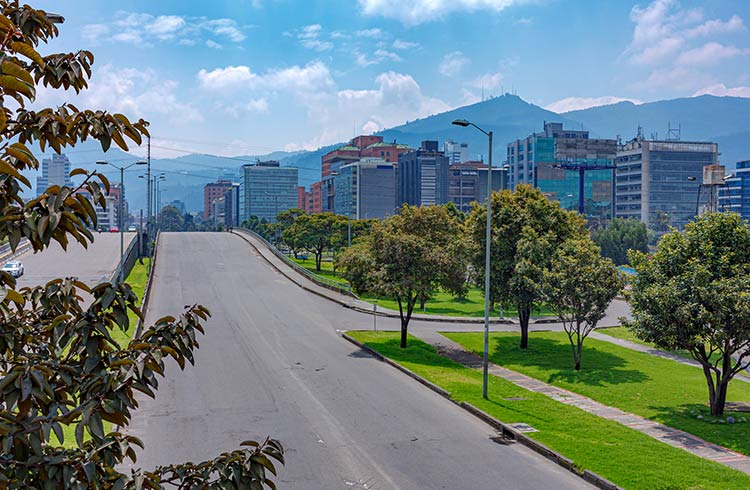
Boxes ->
[413,330,750,475]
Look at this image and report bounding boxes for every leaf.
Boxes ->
[10,42,45,68]
[0,75,33,97]
[88,412,104,440]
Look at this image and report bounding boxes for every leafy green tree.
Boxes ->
[590,218,649,265]
[542,238,623,370]
[443,201,466,223]
[627,212,750,416]
[338,205,467,348]
[466,184,586,349]
[242,215,272,240]
[282,212,345,271]
[0,3,283,487]
[158,205,185,232]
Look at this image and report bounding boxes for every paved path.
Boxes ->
[125,232,589,489]
[414,330,750,475]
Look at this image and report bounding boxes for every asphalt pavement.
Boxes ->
[9,232,135,288]
[124,232,590,489]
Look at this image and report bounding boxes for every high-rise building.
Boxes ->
[333,158,397,220]
[615,137,719,233]
[719,161,750,219]
[204,180,233,220]
[310,181,323,214]
[36,154,73,195]
[448,161,506,214]
[507,122,617,220]
[397,141,450,208]
[223,184,240,227]
[444,140,469,164]
[297,186,308,212]
[239,160,298,222]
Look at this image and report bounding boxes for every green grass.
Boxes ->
[348,331,750,489]
[290,256,553,317]
[445,331,750,457]
[59,258,151,448]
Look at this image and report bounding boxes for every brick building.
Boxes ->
[204,180,233,220]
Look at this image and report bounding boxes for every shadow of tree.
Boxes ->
[646,402,750,455]
[482,335,651,387]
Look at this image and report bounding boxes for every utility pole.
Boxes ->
[146,135,151,253]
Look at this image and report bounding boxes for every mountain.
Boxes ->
[29,94,750,214]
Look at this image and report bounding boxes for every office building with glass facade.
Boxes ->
[719,160,750,220]
[397,141,450,208]
[239,161,298,223]
[333,158,397,220]
[615,138,718,233]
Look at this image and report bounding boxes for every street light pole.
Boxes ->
[452,118,492,399]
[97,159,147,283]
[347,174,351,247]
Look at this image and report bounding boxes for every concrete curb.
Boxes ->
[341,331,622,490]
[232,229,560,326]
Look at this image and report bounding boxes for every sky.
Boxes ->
[30,0,750,158]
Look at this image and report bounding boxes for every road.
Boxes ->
[125,232,589,489]
[9,232,135,288]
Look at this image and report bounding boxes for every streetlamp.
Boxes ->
[155,175,166,229]
[452,118,493,399]
[330,170,352,247]
[96,159,147,282]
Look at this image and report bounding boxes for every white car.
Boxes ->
[127,224,138,232]
[2,260,24,278]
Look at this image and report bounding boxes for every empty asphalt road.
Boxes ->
[8,232,135,288]
[125,232,589,489]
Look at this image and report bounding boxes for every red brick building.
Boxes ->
[204,180,233,220]
[297,186,309,212]
[310,181,323,213]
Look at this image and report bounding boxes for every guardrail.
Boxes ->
[236,228,356,298]
[0,239,32,265]
[110,234,139,284]
[134,230,160,339]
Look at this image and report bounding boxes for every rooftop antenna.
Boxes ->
[666,121,681,141]
[636,125,644,140]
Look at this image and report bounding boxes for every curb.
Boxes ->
[341,331,622,490]
[232,229,557,326]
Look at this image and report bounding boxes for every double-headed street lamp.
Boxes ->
[96,159,147,282]
[452,118,493,399]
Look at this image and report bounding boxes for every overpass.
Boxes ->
[123,232,589,489]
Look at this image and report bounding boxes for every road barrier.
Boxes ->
[234,228,356,298]
[134,231,160,339]
[0,239,32,265]
[110,234,139,284]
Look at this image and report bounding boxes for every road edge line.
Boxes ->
[340,331,622,490]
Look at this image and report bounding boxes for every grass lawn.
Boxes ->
[445,331,750,457]
[348,331,750,489]
[59,258,151,448]
[290,256,553,317]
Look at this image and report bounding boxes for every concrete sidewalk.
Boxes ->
[414,330,750,475]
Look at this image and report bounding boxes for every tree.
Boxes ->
[338,205,467,348]
[627,212,750,416]
[466,184,586,349]
[282,212,345,271]
[542,238,623,370]
[653,210,671,233]
[159,205,185,232]
[591,218,649,265]
[0,3,283,487]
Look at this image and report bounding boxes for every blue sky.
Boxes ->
[31,0,750,158]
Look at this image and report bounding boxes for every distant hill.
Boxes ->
[30,94,750,213]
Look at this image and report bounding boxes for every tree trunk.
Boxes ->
[397,295,415,348]
[519,305,531,349]
[315,250,322,272]
[711,380,729,416]
[420,297,426,309]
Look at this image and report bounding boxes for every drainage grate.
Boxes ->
[507,423,538,433]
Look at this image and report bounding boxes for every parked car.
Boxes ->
[1,260,24,278]
[127,224,138,232]
[109,226,119,232]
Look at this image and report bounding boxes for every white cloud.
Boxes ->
[34,64,202,125]
[206,39,223,49]
[439,51,470,77]
[693,83,750,98]
[392,39,419,50]
[545,96,642,113]
[685,14,745,38]
[198,65,257,91]
[676,42,750,66]
[373,49,402,62]
[467,72,503,90]
[357,0,523,25]
[356,28,386,38]
[83,11,247,47]
[298,24,334,51]
[198,62,334,96]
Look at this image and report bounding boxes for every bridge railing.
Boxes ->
[236,228,356,297]
[110,234,139,284]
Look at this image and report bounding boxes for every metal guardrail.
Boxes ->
[0,239,32,265]
[134,230,160,339]
[237,228,355,297]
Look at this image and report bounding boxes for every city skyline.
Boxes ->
[30,0,750,158]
